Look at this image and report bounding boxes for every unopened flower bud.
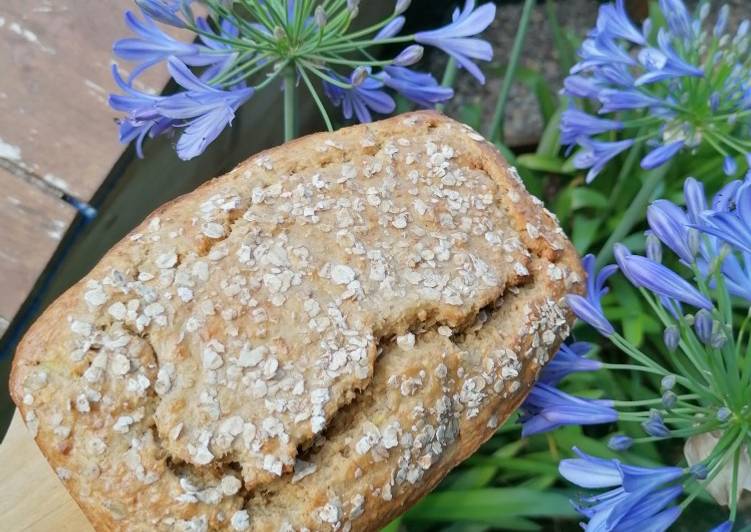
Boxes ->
[710,92,720,113]
[273,26,286,41]
[664,325,680,352]
[716,406,732,422]
[645,231,662,263]
[662,390,677,409]
[694,309,713,344]
[724,155,738,176]
[395,0,411,15]
[699,3,710,21]
[689,463,709,479]
[715,5,729,38]
[393,45,423,66]
[608,434,633,451]
[347,0,360,17]
[314,6,327,28]
[661,374,676,391]
[710,329,727,349]
[351,66,368,86]
[642,411,670,438]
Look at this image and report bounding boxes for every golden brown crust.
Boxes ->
[11,111,583,531]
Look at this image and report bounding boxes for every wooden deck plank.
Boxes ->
[0,168,74,321]
[0,411,92,531]
[0,1,179,201]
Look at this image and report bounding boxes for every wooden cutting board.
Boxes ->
[0,410,92,531]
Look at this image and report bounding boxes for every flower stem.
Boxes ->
[486,0,535,142]
[283,65,298,142]
[436,57,457,113]
[595,162,671,268]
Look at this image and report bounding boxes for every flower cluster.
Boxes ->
[521,174,751,530]
[109,0,496,160]
[561,0,751,182]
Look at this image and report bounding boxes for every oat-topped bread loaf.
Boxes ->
[11,111,583,531]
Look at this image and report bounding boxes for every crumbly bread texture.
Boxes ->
[11,111,583,531]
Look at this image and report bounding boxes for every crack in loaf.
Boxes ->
[9,111,584,531]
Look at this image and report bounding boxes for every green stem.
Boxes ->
[436,57,458,113]
[486,0,535,142]
[596,162,671,268]
[283,66,298,142]
[299,66,333,131]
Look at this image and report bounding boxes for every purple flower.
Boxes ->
[608,434,634,451]
[375,16,405,40]
[560,109,623,146]
[641,140,685,169]
[110,57,252,160]
[659,0,693,40]
[642,411,670,437]
[560,448,684,532]
[135,0,187,28]
[614,244,713,310]
[698,185,751,255]
[724,155,738,176]
[597,88,665,113]
[635,29,703,85]
[572,35,636,74]
[114,10,219,81]
[710,521,734,532]
[563,75,602,99]
[378,66,453,108]
[566,254,618,336]
[156,58,253,160]
[519,383,618,437]
[415,0,495,84]
[324,69,396,123]
[109,65,172,157]
[539,342,601,386]
[647,199,694,263]
[392,44,423,66]
[596,0,645,45]
[694,309,714,344]
[684,177,707,224]
[573,137,634,183]
[664,325,680,351]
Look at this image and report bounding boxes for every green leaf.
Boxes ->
[444,464,498,489]
[458,102,484,132]
[517,154,566,174]
[536,107,563,157]
[405,488,577,524]
[381,516,402,532]
[571,188,609,210]
[572,215,598,254]
[495,141,544,198]
[468,457,559,476]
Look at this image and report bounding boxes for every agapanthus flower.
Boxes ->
[377,66,454,108]
[109,57,253,160]
[546,174,751,528]
[323,69,396,124]
[520,342,615,437]
[565,254,617,335]
[519,382,618,437]
[538,342,601,386]
[613,243,712,310]
[562,0,751,180]
[414,0,496,83]
[110,0,496,158]
[560,448,686,531]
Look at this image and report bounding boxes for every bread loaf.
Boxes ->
[10,111,583,531]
